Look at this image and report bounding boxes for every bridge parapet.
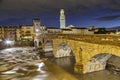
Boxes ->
[45,33,120,46]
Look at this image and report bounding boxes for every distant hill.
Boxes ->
[107,26,120,31]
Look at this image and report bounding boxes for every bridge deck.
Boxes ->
[46,34,120,46]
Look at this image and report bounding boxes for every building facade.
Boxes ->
[61,27,94,35]
[33,19,46,47]
[16,27,21,41]
[0,27,4,41]
[71,27,94,35]
[47,27,61,33]
[21,25,34,41]
[3,26,18,41]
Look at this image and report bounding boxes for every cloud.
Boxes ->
[0,0,120,26]
[0,0,120,15]
[95,15,120,21]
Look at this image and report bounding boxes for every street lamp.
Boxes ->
[35,29,39,32]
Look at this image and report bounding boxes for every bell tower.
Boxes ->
[60,9,66,28]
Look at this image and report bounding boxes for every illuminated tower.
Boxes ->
[60,9,66,28]
[33,19,41,33]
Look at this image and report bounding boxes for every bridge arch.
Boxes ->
[52,39,83,65]
[84,53,120,73]
[43,40,53,52]
[34,41,37,46]
[56,42,74,58]
[45,40,53,46]
[51,38,120,74]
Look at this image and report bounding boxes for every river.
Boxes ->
[0,47,120,80]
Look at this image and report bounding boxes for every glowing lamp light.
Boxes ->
[6,40,11,44]
[36,29,39,32]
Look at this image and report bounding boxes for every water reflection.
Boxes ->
[53,56,75,73]
[50,56,120,80]
[0,47,49,80]
[0,47,77,80]
[36,62,46,73]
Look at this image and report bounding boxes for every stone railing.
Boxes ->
[45,33,120,46]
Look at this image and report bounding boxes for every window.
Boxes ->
[26,31,31,33]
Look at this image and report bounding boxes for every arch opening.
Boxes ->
[44,40,53,56]
[84,53,120,73]
[54,42,75,73]
[45,41,52,46]
[106,55,120,75]
[34,41,37,47]
[56,42,74,58]
[39,41,42,46]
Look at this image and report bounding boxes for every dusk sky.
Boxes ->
[0,0,120,28]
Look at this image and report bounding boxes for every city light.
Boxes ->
[5,40,15,45]
[35,29,39,32]
[6,40,11,44]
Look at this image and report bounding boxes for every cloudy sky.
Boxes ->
[0,0,120,28]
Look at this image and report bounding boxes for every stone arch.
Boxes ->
[39,41,42,46]
[44,40,53,52]
[52,39,82,64]
[34,41,37,47]
[45,40,53,46]
[42,38,44,44]
[56,42,74,58]
[50,38,120,74]
[34,39,40,47]
[84,53,120,73]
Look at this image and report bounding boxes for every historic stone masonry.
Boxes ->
[40,34,120,74]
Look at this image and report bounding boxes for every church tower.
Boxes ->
[60,9,66,29]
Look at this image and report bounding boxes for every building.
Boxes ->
[21,25,34,41]
[60,9,66,29]
[62,29,73,34]
[0,26,21,42]
[89,26,107,34]
[61,27,94,35]
[16,27,21,41]
[71,27,94,35]
[33,19,45,33]
[3,26,18,41]
[0,25,34,42]
[33,19,46,47]
[47,27,61,33]
[94,28,106,34]
[89,26,95,31]
[65,25,75,29]
[0,26,4,41]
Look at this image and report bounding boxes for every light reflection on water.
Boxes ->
[35,62,46,73]
[0,47,77,80]
[49,56,120,80]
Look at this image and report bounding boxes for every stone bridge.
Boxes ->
[34,34,120,74]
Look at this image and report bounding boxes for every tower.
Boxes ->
[33,19,45,47]
[60,9,66,29]
[33,19,41,33]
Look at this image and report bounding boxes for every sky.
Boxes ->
[0,0,120,28]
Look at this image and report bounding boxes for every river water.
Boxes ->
[0,47,120,80]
